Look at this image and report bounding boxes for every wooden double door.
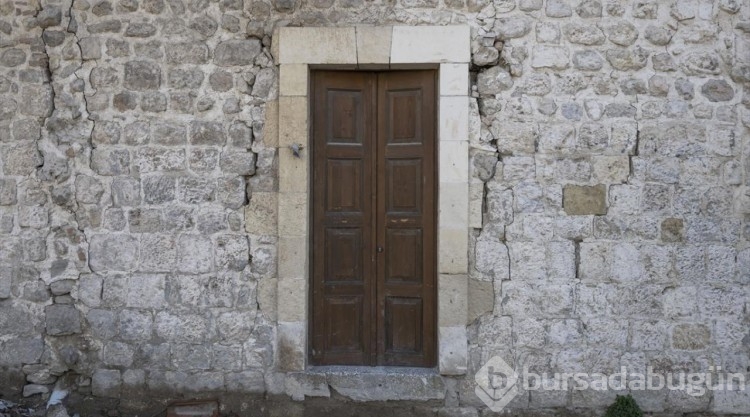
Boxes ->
[310,70,437,367]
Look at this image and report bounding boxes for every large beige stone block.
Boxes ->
[391,26,470,63]
[279,27,357,64]
[278,148,309,194]
[278,321,306,371]
[439,140,469,183]
[277,277,307,322]
[438,274,467,327]
[439,96,469,141]
[279,64,308,97]
[278,235,308,279]
[563,184,607,215]
[439,63,469,96]
[438,227,469,274]
[356,26,392,66]
[439,182,469,230]
[278,96,308,148]
[438,326,468,375]
[244,191,278,235]
[278,193,308,237]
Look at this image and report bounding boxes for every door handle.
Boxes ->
[377,246,384,253]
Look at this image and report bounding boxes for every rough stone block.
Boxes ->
[166,42,209,64]
[45,304,81,335]
[155,312,208,342]
[219,152,256,175]
[0,267,9,299]
[123,61,161,91]
[127,274,165,308]
[103,342,134,367]
[190,121,225,145]
[215,176,244,210]
[151,121,185,145]
[178,177,216,203]
[531,45,569,69]
[75,175,104,204]
[563,184,607,215]
[92,369,121,397]
[89,234,139,272]
[0,179,17,206]
[2,143,43,176]
[92,148,130,176]
[177,234,213,273]
[214,39,262,66]
[141,175,175,204]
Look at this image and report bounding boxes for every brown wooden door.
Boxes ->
[311,70,436,367]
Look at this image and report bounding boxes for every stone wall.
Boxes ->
[0,0,748,414]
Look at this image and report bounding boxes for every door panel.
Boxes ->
[376,71,436,367]
[325,228,363,282]
[385,228,423,284]
[385,297,423,354]
[325,159,363,212]
[311,70,436,367]
[312,71,376,365]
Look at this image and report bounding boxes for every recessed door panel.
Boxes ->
[385,228,423,284]
[386,158,422,214]
[326,159,363,213]
[385,297,423,354]
[327,90,363,144]
[387,90,422,144]
[325,228,363,282]
[324,296,364,352]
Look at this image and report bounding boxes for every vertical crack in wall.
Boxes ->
[573,238,582,279]
[32,0,95,390]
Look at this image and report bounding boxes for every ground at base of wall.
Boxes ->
[3,396,747,417]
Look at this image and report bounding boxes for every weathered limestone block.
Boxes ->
[45,304,81,335]
[0,179,16,205]
[91,148,130,176]
[36,5,62,28]
[562,23,604,45]
[672,323,711,350]
[476,66,513,95]
[494,17,531,40]
[177,234,213,273]
[604,21,638,46]
[701,79,734,102]
[214,39,262,66]
[563,184,607,215]
[531,45,569,69]
[92,369,121,397]
[124,61,161,91]
[89,234,139,272]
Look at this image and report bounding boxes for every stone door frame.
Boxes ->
[274,25,471,375]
